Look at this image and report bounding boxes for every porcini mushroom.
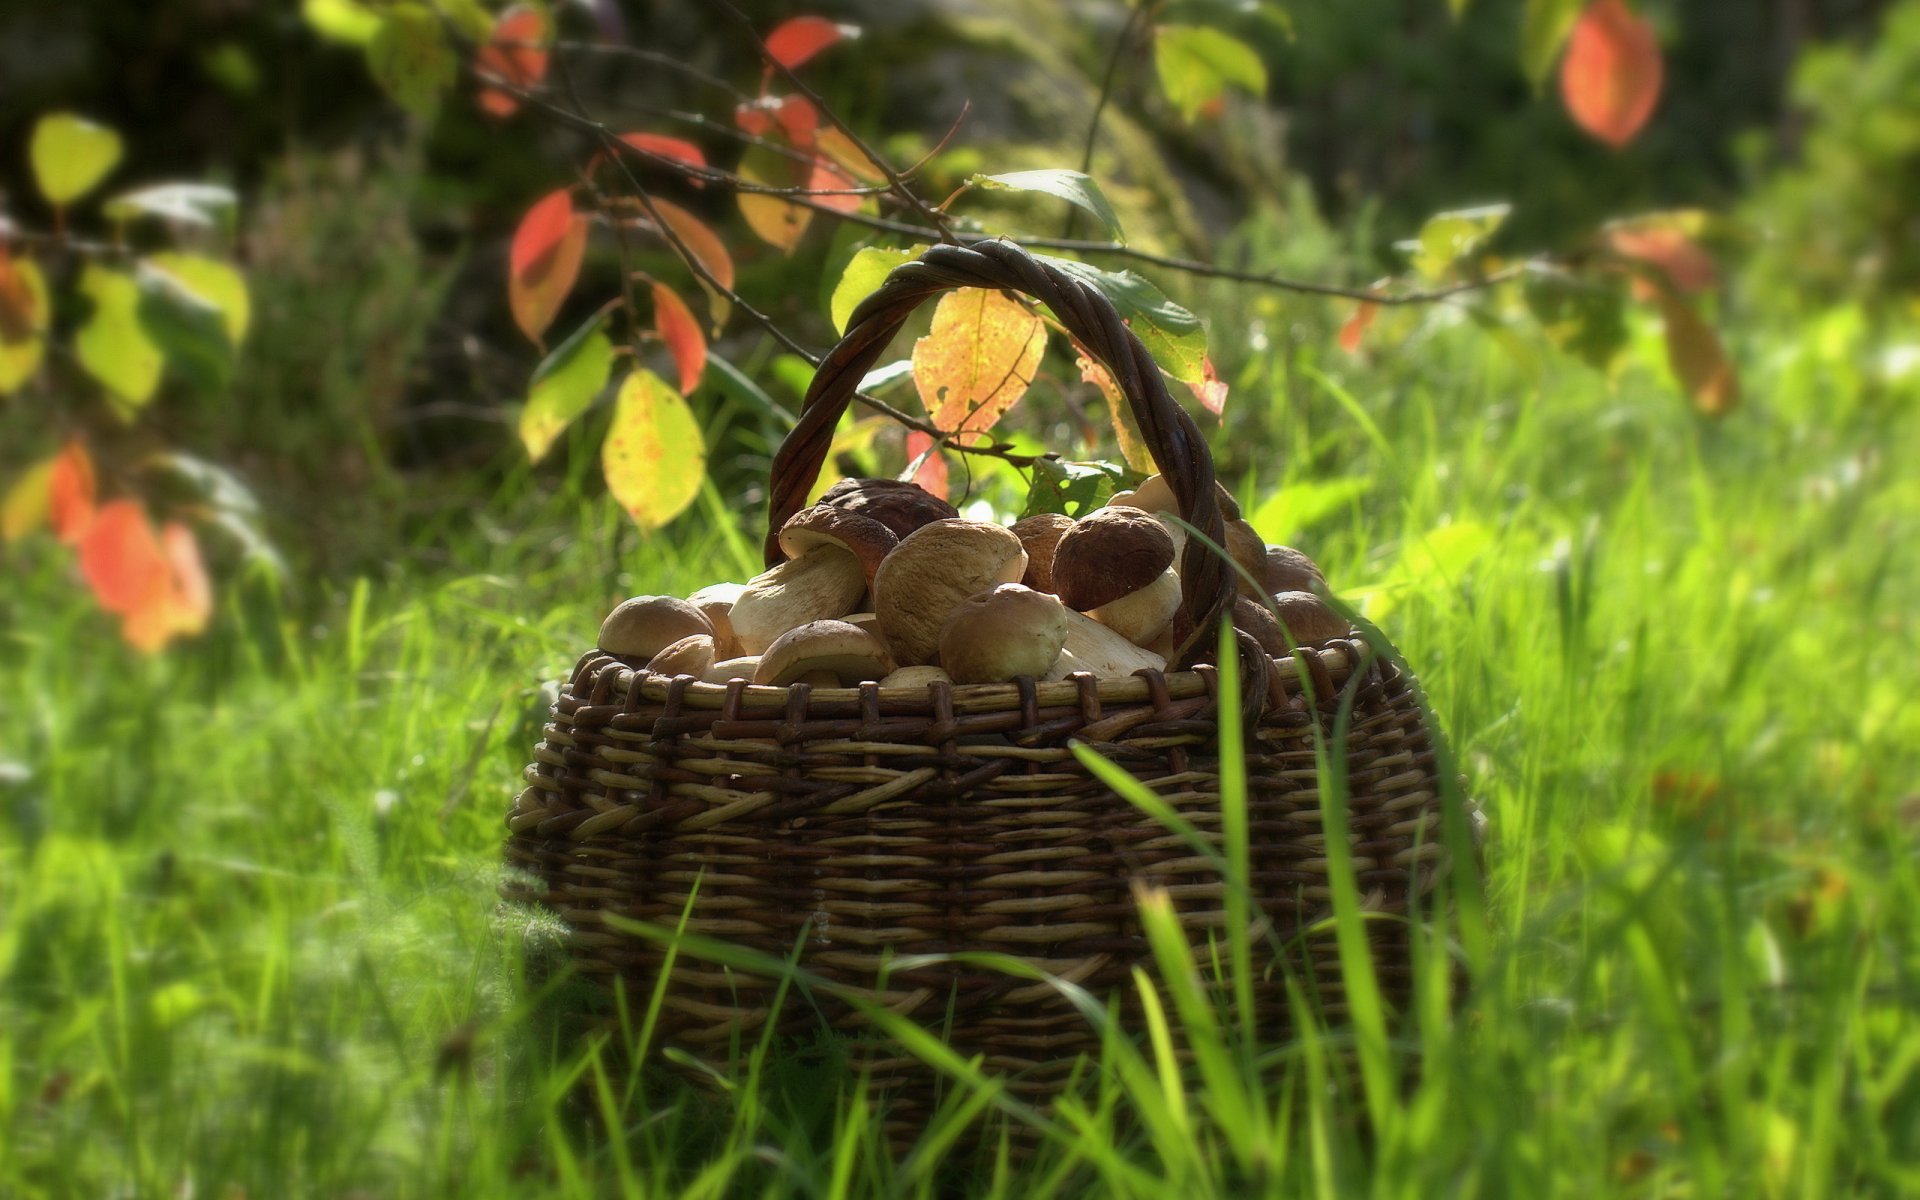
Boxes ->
[1267,590,1351,647]
[646,633,717,677]
[729,546,868,655]
[1256,546,1327,596]
[598,596,714,660]
[879,665,952,688]
[873,520,1027,664]
[1008,512,1075,593]
[1043,609,1168,679]
[818,477,959,541]
[938,584,1071,683]
[687,582,747,658]
[777,505,899,590]
[753,620,893,686]
[1051,507,1182,646]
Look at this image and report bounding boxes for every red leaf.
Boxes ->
[1655,288,1738,416]
[1560,0,1662,150]
[48,438,96,545]
[774,95,820,148]
[1606,225,1716,298]
[733,98,777,137]
[118,523,211,653]
[652,282,707,395]
[79,500,169,617]
[647,199,736,329]
[805,155,863,215]
[616,133,709,183]
[904,431,949,502]
[508,189,589,344]
[763,16,854,70]
[1339,301,1380,354]
[475,4,551,118]
[1187,355,1228,418]
[0,247,35,342]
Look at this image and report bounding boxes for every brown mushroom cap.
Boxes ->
[777,505,898,588]
[1051,507,1176,612]
[818,477,959,541]
[645,633,718,677]
[1229,595,1289,656]
[938,584,1070,683]
[729,549,867,655]
[1268,591,1351,647]
[1258,546,1327,596]
[598,596,714,659]
[753,620,893,686]
[1225,520,1266,582]
[873,520,1028,665]
[1008,512,1075,594]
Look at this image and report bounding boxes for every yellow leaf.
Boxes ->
[0,258,50,395]
[602,368,705,530]
[2,458,56,542]
[31,113,123,206]
[910,288,1046,438]
[737,145,811,254]
[147,252,251,346]
[75,265,164,418]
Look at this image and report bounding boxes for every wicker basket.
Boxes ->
[505,241,1468,1125]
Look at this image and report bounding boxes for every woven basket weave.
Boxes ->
[505,241,1464,1123]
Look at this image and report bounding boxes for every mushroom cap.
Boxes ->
[646,633,718,677]
[818,477,959,541]
[777,505,899,587]
[1088,567,1182,645]
[598,596,714,659]
[1008,512,1075,594]
[753,620,893,686]
[687,582,747,658]
[701,655,762,683]
[1111,473,1242,522]
[879,664,953,688]
[873,520,1028,664]
[1225,520,1266,583]
[1268,591,1351,646]
[729,549,868,655]
[1052,507,1177,612]
[938,584,1070,683]
[1258,546,1327,596]
[1229,594,1289,656]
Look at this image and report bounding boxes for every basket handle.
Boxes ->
[764,240,1232,669]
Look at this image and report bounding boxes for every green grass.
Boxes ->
[2,291,1917,1197]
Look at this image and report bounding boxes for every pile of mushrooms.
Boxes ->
[593,475,1352,687]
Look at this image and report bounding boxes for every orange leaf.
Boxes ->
[79,500,170,617]
[508,189,588,344]
[763,16,854,70]
[805,155,863,215]
[773,95,820,148]
[1079,354,1153,473]
[904,431,949,502]
[648,198,735,330]
[737,146,813,254]
[1339,300,1380,354]
[651,282,707,395]
[616,132,708,183]
[1560,0,1662,150]
[1187,355,1228,418]
[733,98,777,137]
[0,246,36,343]
[476,4,551,118]
[1655,288,1738,416]
[911,289,1047,437]
[1606,225,1716,299]
[49,438,97,545]
[814,125,887,184]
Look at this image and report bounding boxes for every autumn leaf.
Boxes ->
[519,314,613,461]
[647,199,736,332]
[602,368,706,530]
[1339,300,1380,354]
[1603,212,1717,298]
[2,459,55,543]
[1188,355,1228,417]
[738,144,813,254]
[814,126,887,184]
[1078,354,1153,473]
[80,504,211,653]
[1560,0,1662,149]
[146,252,252,346]
[904,431,950,502]
[615,132,709,182]
[31,112,123,206]
[508,189,589,345]
[830,246,915,333]
[475,4,550,118]
[652,282,707,395]
[1655,288,1738,416]
[763,15,856,70]
[911,289,1047,439]
[49,439,98,544]
[0,253,50,395]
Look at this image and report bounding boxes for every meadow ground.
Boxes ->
[2,299,1916,1196]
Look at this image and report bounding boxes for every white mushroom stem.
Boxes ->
[1088,568,1182,646]
[728,547,867,655]
[1044,610,1168,679]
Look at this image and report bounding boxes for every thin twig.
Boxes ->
[1065,0,1153,239]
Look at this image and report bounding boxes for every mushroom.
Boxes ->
[879,665,953,688]
[687,582,747,658]
[1267,591,1351,647]
[645,633,717,677]
[872,520,1028,664]
[1255,546,1327,596]
[1225,520,1267,583]
[598,596,714,660]
[1108,472,1242,521]
[777,504,898,590]
[1228,595,1289,656]
[753,620,893,686]
[1051,507,1182,646]
[1007,512,1075,593]
[938,584,1071,683]
[729,545,868,655]
[818,477,959,541]
[1043,609,1168,679]
[701,655,762,683]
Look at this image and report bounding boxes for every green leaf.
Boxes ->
[830,246,915,333]
[31,113,123,206]
[102,183,238,230]
[302,0,383,44]
[75,266,163,417]
[1039,255,1211,386]
[1021,459,1129,519]
[519,314,614,462]
[136,262,235,396]
[1523,271,1628,372]
[1520,0,1583,86]
[1403,203,1511,281]
[967,170,1127,244]
[431,0,493,42]
[603,368,706,531]
[367,4,455,118]
[146,253,250,347]
[1152,24,1268,122]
